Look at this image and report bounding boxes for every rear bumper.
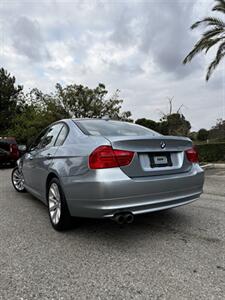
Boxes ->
[0,158,16,165]
[61,164,204,218]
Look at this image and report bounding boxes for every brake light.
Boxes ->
[10,144,19,159]
[185,147,199,163]
[89,145,134,169]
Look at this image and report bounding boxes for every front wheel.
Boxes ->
[11,167,26,193]
[47,178,72,231]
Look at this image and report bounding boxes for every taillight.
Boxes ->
[10,144,19,158]
[89,145,134,169]
[185,147,199,163]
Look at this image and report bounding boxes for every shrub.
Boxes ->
[195,143,225,162]
[197,128,209,141]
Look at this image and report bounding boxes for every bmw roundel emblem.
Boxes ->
[160,141,166,149]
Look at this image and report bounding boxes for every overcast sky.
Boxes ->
[0,0,224,130]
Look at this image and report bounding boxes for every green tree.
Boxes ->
[183,0,225,80]
[7,82,132,143]
[7,89,71,144]
[189,131,198,141]
[7,105,43,144]
[197,128,209,141]
[26,88,70,121]
[54,83,132,121]
[209,118,225,140]
[135,118,159,131]
[0,68,23,133]
[160,113,191,136]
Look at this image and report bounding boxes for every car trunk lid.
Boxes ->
[104,135,193,178]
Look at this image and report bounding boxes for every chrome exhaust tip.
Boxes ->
[113,214,125,225]
[113,212,134,225]
[124,213,134,224]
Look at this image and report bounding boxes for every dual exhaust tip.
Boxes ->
[113,212,134,225]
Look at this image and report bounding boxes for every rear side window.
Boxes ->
[0,139,16,152]
[55,125,68,146]
[75,120,158,137]
[30,128,49,150]
[40,123,63,149]
[0,141,10,152]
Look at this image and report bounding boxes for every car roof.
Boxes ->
[0,137,17,144]
[72,118,123,122]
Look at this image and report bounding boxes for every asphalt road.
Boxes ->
[0,168,225,300]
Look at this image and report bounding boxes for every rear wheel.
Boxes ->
[47,178,72,231]
[11,167,26,193]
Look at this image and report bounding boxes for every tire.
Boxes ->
[11,167,26,193]
[47,177,72,231]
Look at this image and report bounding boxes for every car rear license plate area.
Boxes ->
[149,152,172,168]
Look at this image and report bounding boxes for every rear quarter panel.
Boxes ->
[49,122,110,178]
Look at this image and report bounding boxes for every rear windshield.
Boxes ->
[75,120,159,137]
[0,139,16,151]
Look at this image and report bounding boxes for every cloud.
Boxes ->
[141,1,203,78]
[11,16,50,62]
[0,0,223,130]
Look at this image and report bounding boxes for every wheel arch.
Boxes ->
[46,172,59,200]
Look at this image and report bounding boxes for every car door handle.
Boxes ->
[27,153,33,160]
[46,153,53,159]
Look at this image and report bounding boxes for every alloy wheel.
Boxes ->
[48,183,61,225]
[12,168,25,192]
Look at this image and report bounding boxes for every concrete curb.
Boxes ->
[201,163,225,169]
[201,164,213,169]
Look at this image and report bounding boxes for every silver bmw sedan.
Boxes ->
[12,119,204,230]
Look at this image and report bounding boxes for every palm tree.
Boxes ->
[183,0,225,81]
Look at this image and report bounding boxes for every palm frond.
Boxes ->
[183,0,225,80]
[183,33,224,63]
[213,0,225,13]
[183,42,208,63]
[205,37,224,52]
[206,42,225,80]
[203,27,225,38]
[191,17,225,30]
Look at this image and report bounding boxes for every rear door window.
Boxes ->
[40,123,63,149]
[0,139,15,152]
[0,141,9,152]
[55,125,68,146]
[30,128,49,151]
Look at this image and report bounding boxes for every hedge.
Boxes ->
[195,143,225,162]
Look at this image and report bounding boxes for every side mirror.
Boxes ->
[18,145,27,152]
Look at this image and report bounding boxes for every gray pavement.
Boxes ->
[0,168,225,299]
